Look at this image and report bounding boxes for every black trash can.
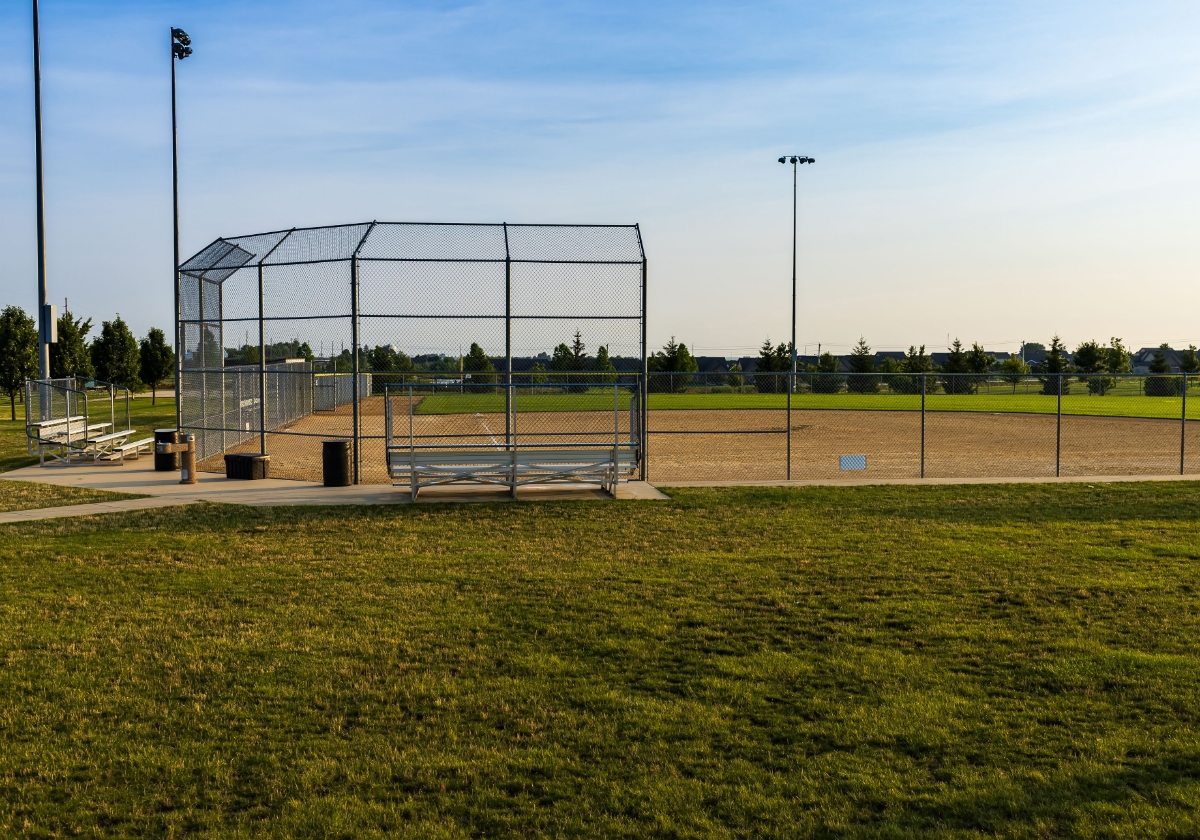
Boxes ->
[154,429,179,471]
[224,453,270,480]
[322,440,352,487]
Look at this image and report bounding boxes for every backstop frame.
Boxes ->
[176,222,648,484]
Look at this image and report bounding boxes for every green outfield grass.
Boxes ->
[413,389,1198,421]
[0,396,177,474]
[2,482,1200,835]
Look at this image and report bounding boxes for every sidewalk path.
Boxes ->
[0,461,669,523]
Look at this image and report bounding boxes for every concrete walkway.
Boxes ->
[0,461,670,524]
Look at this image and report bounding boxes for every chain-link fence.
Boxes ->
[177,222,648,482]
[644,372,1197,483]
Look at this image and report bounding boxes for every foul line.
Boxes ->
[475,414,502,449]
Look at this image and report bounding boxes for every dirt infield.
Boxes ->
[200,401,1200,483]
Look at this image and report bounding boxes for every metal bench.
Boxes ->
[99,437,155,464]
[23,377,136,466]
[387,443,640,501]
[84,429,154,463]
[28,419,114,464]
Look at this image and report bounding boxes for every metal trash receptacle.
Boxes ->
[224,453,270,480]
[154,429,179,471]
[322,440,352,487]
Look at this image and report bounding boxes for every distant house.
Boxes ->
[694,357,731,374]
[1130,347,1182,374]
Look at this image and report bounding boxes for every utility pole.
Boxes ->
[32,0,51,379]
[171,27,192,430]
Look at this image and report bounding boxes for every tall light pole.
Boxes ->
[32,0,50,379]
[171,27,192,430]
[778,154,814,480]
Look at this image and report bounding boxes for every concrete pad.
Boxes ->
[618,481,671,500]
[0,461,669,511]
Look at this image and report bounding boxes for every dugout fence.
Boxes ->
[177,222,648,483]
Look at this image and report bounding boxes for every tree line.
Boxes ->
[363,331,621,390]
[776,335,1200,397]
[0,305,175,419]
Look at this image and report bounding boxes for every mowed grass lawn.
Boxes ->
[414,389,1199,421]
[0,396,177,473]
[2,483,1200,835]
[0,480,142,513]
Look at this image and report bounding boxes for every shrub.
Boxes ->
[808,352,844,394]
[1145,344,1180,396]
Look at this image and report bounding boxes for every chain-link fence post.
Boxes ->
[920,374,926,478]
[1183,373,1188,476]
[504,222,512,448]
[641,254,648,482]
[786,371,792,481]
[350,254,361,484]
[257,262,266,456]
[1056,373,1062,477]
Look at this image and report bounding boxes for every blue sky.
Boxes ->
[1,0,1198,356]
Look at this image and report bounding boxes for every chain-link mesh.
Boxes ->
[643,372,1198,483]
[178,222,647,483]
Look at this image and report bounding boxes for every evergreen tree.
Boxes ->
[1180,345,1200,375]
[51,311,94,379]
[139,328,175,404]
[90,316,142,390]
[1073,341,1104,373]
[0,306,38,420]
[462,342,497,387]
[753,338,790,394]
[846,337,878,393]
[1036,335,1071,395]
[890,344,934,394]
[1145,343,1181,396]
[1074,340,1113,395]
[593,345,617,384]
[550,342,574,387]
[966,343,993,375]
[939,338,975,394]
[570,331,588,369]
[649,336,699,392]
[1148,344,1172,374]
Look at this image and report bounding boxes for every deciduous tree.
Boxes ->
[90,316,143,390]
[139,328,175,404]
[0,306,38,420]
[51,312,94,379]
